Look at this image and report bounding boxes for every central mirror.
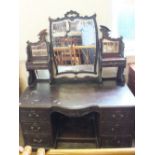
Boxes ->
[49,11,98,75]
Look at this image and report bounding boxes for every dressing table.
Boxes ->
[19,11,135,149]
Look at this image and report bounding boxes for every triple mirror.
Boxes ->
[49,11,99,75]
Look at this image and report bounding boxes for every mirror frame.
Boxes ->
[49,10,99,75]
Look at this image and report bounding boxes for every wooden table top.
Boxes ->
[19,81,135,109]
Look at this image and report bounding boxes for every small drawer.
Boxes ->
[20,109,50,122]
[100,108,133,123]
[99,123,131,136]
[101,135,132,147]
[24,133,53,147]
[21,122,52,134]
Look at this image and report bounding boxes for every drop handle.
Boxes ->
[120,114,124,118]
[28,112,39,118]
[33,138,43,143]
[112,114,116,118]
[35,114,39,117]
[30,126,41,131]
[28,113,32,117]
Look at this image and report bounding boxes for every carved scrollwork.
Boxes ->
[64,10,80,18]
[100,25,111,38]
[38,29,48,42]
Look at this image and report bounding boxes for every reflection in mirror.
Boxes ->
[50,12,98,74]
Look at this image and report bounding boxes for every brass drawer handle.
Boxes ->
[35,114,39,117]
[120,114,124,118]
[30,126,41,131]
[115,123,119,127]
[28,113,32,117]
[28,112,40,118]
[33,138,43,144]
[112,114,116,118]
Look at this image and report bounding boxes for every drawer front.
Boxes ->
[20,109,50,122]
[100,108,133,123]
[100,123,131,136]
[101,135,132,147]
[24,134,53,147]
[21,122,52,134]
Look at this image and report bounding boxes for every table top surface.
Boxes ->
[19,81,135,109]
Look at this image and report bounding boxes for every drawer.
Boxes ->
[21,122,52,134]
[100,108,134,123]
[99,123,131,136]
[20,109,50,122]
[101,135,132,147]
[24,133,53,147]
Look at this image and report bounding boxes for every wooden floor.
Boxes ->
[20,147,135,155]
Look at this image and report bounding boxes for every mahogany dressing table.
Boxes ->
[19,11,135,149]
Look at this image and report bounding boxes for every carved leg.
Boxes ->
[117,66,125,86]
[28,70,37,87]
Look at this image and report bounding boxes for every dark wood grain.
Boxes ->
[19,81,134,109]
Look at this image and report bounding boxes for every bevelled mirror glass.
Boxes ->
[49,11,98,75]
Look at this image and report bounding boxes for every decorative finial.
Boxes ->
[38,29,48,41]
[100,25,111,38]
